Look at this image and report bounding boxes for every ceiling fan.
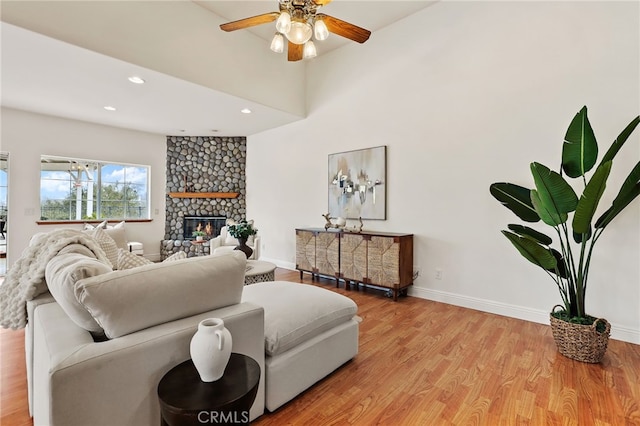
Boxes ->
[219,0,371,62]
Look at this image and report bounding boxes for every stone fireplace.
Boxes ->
[161,136,247,259]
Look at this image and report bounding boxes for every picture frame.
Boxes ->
[328,145,386,220]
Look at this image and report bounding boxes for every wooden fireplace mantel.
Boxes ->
[168,192,239,199]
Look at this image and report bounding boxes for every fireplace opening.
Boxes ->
[183,216,226,240]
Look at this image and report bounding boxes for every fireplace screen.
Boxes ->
[183,216,226,240]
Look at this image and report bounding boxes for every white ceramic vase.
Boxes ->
[189,318,232,382]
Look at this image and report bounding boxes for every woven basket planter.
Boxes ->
[549,305,611,363]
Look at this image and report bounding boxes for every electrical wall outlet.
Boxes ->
[435,268,443,280]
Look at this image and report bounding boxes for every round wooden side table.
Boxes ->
[157,353,260,426]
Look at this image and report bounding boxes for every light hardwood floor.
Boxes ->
[1,269,639,425]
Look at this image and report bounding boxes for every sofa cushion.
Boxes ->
[75,251,247,339]
[242,281,358,356]
[45,250,113,333]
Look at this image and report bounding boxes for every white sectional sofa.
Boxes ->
[21,231,359,425]
[26,251,266,425]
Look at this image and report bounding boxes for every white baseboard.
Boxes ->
[408,286,640,345]
[257,256,296,271]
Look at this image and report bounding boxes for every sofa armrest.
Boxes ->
[209,235,223,250]
[253,235,261,260]
[32,301,265,426]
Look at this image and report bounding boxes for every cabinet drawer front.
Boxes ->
[367,236,400,285]
[340,233,367,281]
[295,230,315,271]
[315,232,340,276]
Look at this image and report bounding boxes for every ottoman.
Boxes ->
[242,281,359,411]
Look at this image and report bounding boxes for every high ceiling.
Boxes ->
[1,1,435,137]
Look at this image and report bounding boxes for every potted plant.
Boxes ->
[192,230,206,241]
[489,106,639,363]
[227,220,257,259]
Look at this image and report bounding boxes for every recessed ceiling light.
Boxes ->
[241,108,252,114]
[128,76,145,84]
[104,106,116,111]
[179,129,186,133]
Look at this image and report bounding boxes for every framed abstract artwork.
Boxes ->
[328,145,386,220]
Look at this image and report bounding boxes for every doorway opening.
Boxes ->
[0,152,8,276]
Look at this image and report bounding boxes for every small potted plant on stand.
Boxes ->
[192,230,206,242]
[490,106,639,363]
[227,220,258,259]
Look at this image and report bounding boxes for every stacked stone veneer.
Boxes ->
[162,136,246,259]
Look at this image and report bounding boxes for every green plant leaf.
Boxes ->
[549,248,569,279]
[595,162,640,229]
[533,162,580,213]
[572,161,612,234]
[599,115,640,165]
[573,228,592,244]
[502,230,557,270]
[531,189,567,226]
[489,183,540,222]
[507,224,553,245]
[562,106,598,178]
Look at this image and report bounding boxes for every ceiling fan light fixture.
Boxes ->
[303,40,317,59]
[286,20,312,45]
[314,19,329,41]
[275,11,291,34]
[270,33,285,53]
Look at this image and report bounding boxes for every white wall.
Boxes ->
[0,107,167,265]
[247,1,640,343]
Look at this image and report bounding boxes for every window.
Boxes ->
[40,156,150,221]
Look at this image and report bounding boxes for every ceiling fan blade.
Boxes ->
[220,12,280,32]
[317,13,371,44]
[313,0,333,6]
[288,42,303,61]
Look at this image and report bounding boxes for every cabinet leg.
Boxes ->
[299,270,303,281]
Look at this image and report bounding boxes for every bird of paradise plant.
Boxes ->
[490,106,639,325]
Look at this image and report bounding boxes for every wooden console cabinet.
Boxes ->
[295,228,413,301]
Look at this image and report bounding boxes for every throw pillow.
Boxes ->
[45,251,113,333]
[83,220,108,230]
[84,227,118,268]
[104,221,127,251]
[164,251,187,262]
[118,249,187,270]
[224,232,239,246]
[117,248,152,270]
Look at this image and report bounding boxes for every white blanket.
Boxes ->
[0,228,111,330]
